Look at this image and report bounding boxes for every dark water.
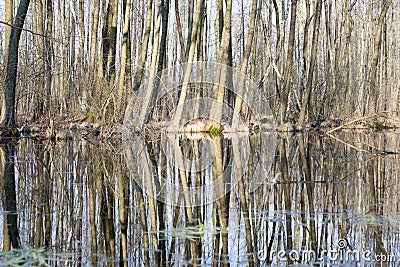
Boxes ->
[1,131,400,266]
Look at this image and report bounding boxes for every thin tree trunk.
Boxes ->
[174,0,186,61]
[298,0,323,127]
[280,0,298,124]
[44,0,53,116]
[108,0,119,85]
[368,0,392,113]
[157,0,170,73]
[118,0,132,116]
[186,0,194,57]
[89,0,100,103]
[301,0,310,93]
[33,0,45,120]
[211,0,232,124]
[5,0,13,52]
[232,0,258,127]
[78,0,86,113]
[272,0,282,101]
[136,0,164,127]
[170,0,204,129]
[133,0,154,92]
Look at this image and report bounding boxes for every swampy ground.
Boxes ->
[0,130,400,266]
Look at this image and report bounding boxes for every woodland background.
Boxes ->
[0,0,398,128]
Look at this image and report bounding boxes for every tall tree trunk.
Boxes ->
[44,0,53,116]
[102,0,118,83]
[157,0,170,73]
[174,0,186,61]
[109,0,119,85]
[3,0,31,128]
[133,0,154,92]
[186,0,194,57]
[5,0,13,52]
[211,0,232,124]
[280,0,298,124]
[170,0,204,129]
[298,0,323,127]
[89,0,100,104]
[33,0,45,120]
[232,0,258,127]
[368,0,392,113]
[301,0,310,97]
[79,0,88,113]
[136,0,164,127]
[272,0,282,102]
[117,0,132,116]
[1,0,14,124]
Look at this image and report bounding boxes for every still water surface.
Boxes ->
[0,131,399,266]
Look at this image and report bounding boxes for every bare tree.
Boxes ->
[232,0,259,127]
[368,0,392,113]
[298,0,323,127]
[2,0,31,128]
[280,0,298,124]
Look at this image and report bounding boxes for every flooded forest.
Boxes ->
[1,0,400,266]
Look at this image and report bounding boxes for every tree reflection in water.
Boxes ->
[1,142,21,250]
[0,132,399,266]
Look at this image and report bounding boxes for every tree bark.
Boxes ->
[108,0,119,85]
[232,0,259,127]
[280,0,298,123]
[133,0,154,92]
[298,0,323,126]
[157,0,170,73]
[33,0,45,120]
[3,0,31,128]
[5,0,13,52]
[89,0,100,95]
[170,0,204,128]
[136,0,164,127]
[211,0,232,124]
[174,0,186,61]
[117,0,132,115]
[44,0,53,116]
[368,0,392,113]
[1,143,21,248]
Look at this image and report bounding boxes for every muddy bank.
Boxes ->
[1,111,399,139]
[0,121,107,140]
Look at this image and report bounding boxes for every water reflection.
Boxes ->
[1,142,21,250]
[0,132,399,266]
